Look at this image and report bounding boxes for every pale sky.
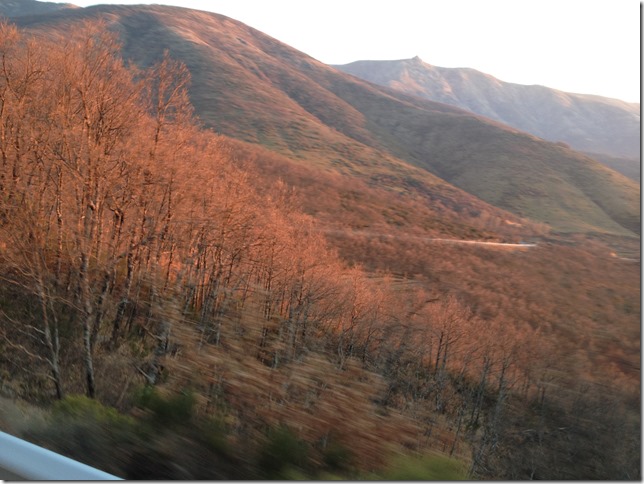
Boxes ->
[59,0,640,103]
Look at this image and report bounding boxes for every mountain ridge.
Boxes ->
[0,0,77,17]
[334,57,640,160]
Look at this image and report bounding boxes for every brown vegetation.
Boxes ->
[0,20,639,480]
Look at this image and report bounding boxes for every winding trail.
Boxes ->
[428,238,537,248]
[322,228,537,249]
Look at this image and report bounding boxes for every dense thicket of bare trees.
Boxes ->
[0,21,638,479]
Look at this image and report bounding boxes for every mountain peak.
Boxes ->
[335,58,639,159]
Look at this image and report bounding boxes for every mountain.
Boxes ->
[334,57,640,160]
[0,0,77,17]
[10,4,639,236]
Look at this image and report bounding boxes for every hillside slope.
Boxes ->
[0,0,77,17]
[12,4,640,236]
[334,57,640,160]
[0,13,638,481]
[582,151,640,182]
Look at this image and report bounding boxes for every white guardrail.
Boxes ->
[0,430,122,480]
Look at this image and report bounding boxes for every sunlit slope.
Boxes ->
[14,4,640,236]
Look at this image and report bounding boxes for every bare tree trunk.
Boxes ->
[37,280,64,399]
[111,249,134,346]
[146,287,170,386]
[79,251,96,398]
[90,271,110,351]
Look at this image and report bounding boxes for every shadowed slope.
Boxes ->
[0,0,77,17]
[335,57,640,160]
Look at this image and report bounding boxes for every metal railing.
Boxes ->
[0,430,122,480]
